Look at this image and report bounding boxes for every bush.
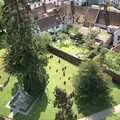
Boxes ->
[105,51,120,73]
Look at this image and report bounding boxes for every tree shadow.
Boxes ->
[76,95,113,117]
[13,93,48,120]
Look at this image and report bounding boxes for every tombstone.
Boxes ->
[58,59,61,63]
[63,72,65,77]
[64,81,66,85]
[68,77,71,80]
[56,69,58,73]
[49,66,51,70]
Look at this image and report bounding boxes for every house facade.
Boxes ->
[111,0,120,9]
[113,28,120,47]
[70,0,104,6]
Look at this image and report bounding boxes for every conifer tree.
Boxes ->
[4,0,48,97]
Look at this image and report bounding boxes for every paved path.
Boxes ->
[79,104,120,120]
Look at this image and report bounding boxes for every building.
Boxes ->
[70,0,104,6]
[113,28,120,47]
[29,0,105,9]
[111,0,120,9]
[29,0,64,9]
[111,0,120,5]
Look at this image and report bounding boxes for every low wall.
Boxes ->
[104,68,120,84]
[47,45,81,66]
[48,45,120,83]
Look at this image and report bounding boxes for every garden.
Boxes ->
[13,53,120,120]
[0,2,120,118]
[1,0,120,119]
[0,24,119,120]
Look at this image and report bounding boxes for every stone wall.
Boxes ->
[47,45,81,65]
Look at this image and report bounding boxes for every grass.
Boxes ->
[14,54,120,120]
[14,54,78,120]
[0,49,9,84]
[0,49,17,117]
[97,30,111,42]
[0,69,9,84]
[105,113,120,120]
[0,75,17,117]
[58,45,90,59]
[1,47,120,120]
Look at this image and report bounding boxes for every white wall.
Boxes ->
[113,29,120,46]
[29,0,64,9]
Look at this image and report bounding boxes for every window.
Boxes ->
[117,35,120,41]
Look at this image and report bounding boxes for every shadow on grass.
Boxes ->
[12,82,19,96]
[13,93,48,120]
[76,96,113,117]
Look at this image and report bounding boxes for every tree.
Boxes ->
[42,0,47,13]
[3,0,48,97]
[83,29,99,49]
[105,51,120,73]
[33,32,52,54]
[54,87,76,120]
[70,1,75,24]
[74,60,111,115]
[0,0,7,48]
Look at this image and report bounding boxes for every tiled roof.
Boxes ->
[31,5,120,30]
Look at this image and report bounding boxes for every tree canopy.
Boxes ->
[105,51,120,74]
[74,60,111,115]
[3,0,48,97]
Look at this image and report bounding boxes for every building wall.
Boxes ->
[71,0,104,6]
[111,0,120,5]
[113,29,120,46]
[29,0,63,9]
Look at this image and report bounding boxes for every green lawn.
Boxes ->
[1,49,120,120]
[0,69,10,84]
[0,49,9,84]
[0,49,17,117]
[14,54,120,120]
[58,45,90,59]
[14,54,78,120]
[105,113,120,120]
[0,75,17,117]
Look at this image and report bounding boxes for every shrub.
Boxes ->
[63,72,65,77]
[105,51,120,73]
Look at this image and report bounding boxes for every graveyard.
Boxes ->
[1,28,120,119]
[0,0,120,120]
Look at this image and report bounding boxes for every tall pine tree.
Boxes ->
[4,0,48,97]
